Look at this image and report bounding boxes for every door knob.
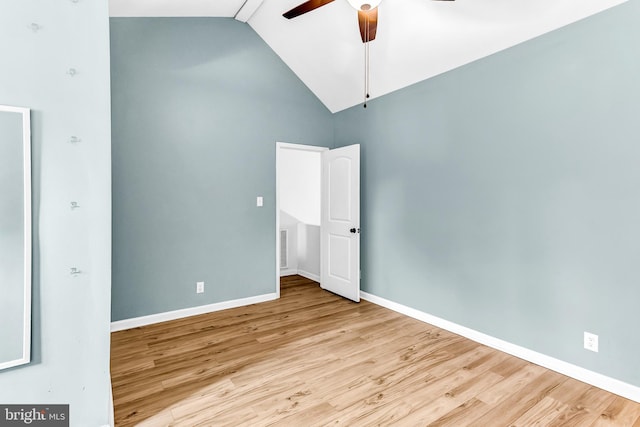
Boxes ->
[350,228,360,234]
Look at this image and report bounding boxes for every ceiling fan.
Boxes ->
[283,0,455,43]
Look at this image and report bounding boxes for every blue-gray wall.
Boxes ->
[110,18,334,321]
[0,1,112,425]
[334,0,640,387]
[110,5,639,389]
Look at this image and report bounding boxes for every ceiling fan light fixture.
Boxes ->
[346,0,382,11]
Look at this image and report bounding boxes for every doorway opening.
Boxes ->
[275,142,327,298]
[276,142,361,301]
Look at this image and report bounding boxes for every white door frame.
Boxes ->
[275,142,328,298]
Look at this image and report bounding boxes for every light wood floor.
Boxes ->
[111,275,640,426]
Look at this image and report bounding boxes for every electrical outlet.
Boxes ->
[584,332,598,352]
[196,281,205,294]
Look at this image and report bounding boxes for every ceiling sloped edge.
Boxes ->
[248,0,628,113]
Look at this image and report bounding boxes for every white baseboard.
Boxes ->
[298,270,320,283]
[110,293,278,332]
[280,268,298,277]
[360,291,640,403]
[280,268,320,283]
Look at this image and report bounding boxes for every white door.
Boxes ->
[321,144,360,302]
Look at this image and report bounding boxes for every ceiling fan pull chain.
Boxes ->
[364,15,370,108]
[364,41,367,108]
[366,38,370,98]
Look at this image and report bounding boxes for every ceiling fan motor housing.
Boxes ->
[347,0,382,11]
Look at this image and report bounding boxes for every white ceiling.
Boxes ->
[109,0,627,112]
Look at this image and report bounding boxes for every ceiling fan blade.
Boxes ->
[357,8,378,43]
[283,0,336,19]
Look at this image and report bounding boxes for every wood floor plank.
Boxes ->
[428,398,491,427]
[591,396,640,427]
[270,402,338,427]
[476,362,548,405]
[469,369,567,426]
[510,395,569,426]
[110,275,640,426]
[548,385,618,427]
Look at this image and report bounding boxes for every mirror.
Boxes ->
[0,105,31,370]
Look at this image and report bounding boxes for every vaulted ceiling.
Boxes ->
[109,0,627,112]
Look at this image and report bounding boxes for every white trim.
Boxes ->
[278,142,329,152]
[234,0,264,22]
[22,107,31,370]
[276,143,281,299]
[107,379,114,427]
[275,142,329,299]
[279,268,321,282]
[110,293,277,332]
[360,291,640,404]
[280,268,298,277]
[298,270,320,283]
[0,105,31,371]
